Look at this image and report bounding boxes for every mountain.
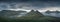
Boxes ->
[25,10,44,17]
[0,10,60,22]
[19,10,44,19]
[45,10,60,14]
[0,10,27,17]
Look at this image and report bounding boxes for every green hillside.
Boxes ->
[0,10,60,22]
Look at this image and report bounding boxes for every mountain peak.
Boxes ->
[26,10,44,17]
[30,10,35,12]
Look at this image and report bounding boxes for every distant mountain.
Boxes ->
[0,10,27,17]
[45,10,60,14]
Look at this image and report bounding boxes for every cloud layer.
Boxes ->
[0,1,60,12]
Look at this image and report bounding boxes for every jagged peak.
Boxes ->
[30,10,35,12]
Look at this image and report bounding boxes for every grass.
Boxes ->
[0,16,59,22]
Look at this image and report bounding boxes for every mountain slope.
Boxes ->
[19,10,44,19]
[25,10,44,17]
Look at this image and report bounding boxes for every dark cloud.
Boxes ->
[0,0,60,2]
[0,0,60,10]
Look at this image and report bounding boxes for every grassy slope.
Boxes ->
[0,16,60,22]
[15,16,57,22]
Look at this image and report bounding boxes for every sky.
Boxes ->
[0,0,60,12]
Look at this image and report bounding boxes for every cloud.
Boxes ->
[0,1,60,11]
